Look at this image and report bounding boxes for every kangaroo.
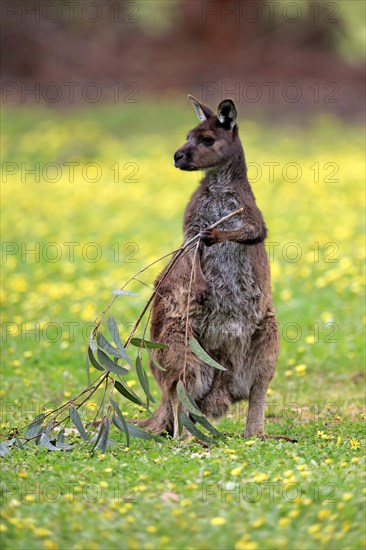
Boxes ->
[138,95,279,439]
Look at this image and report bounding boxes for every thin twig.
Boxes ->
[93,207,244,338]
[182,241,200,386]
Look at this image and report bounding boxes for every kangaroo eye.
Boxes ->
[202,137,215,146]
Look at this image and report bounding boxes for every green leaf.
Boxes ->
[40,433,61,451]
[107,316,125,350]
[189,336,226,370]
[24,413,45,438]
[91,423,104,452]
[130,337,166,349]
[98,419,111,454]
[126,422,162,442]
[177,402,183,437]
[86,350,91,384]
[147,349,166,371]
[45,423,53,437]
[185,394,222,437]
[14,434,25,450]
[56,428,65,445]
[110,397,130,447]
[54,428,74,450]
[97,349,129,376]
[87,346,104,371]
[69,406,88,441]
[136,356,156,407]
[176,381,203,417]
[111,415,130,446]
[98,332,133,367]
[114,380,146,409]
[181,412,215,445]
[191,414,222,438]
[0,442,10,457]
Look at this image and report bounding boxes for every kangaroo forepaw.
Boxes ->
[199,228,220,247]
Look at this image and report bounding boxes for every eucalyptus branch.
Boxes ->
[93,207,244,339]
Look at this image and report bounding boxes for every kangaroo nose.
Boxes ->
[174,151,185,162]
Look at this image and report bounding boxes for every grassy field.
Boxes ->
[1,102,365,549]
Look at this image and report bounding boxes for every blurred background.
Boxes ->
[2,0,365,118]
[1,2,365,549]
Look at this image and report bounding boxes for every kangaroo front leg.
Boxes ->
[200,204,267,247]
[244,380,269,438]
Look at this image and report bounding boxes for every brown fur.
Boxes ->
[137,96,279,439]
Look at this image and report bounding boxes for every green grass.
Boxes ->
[1,102,365,549]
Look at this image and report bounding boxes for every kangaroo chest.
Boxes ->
[187,191,263,351]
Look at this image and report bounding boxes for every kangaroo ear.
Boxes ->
[217,99,237,130]
[188,95,214,123]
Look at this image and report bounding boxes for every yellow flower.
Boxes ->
[342,521,351,532]
[350,438,360,449]
[252,517,264,528]
[244,440,255,446]
[231,467,242,476]
[210,517,226,526]
[44,541,58,550]
[34,528,51,538]
[18,471,28,479]
[278,517,291,528]
[342,493,353,501]
[235,541,258,550]
[318,509,331,520]
[147,526,157,534]
[280,289,292,301]
[253,472,268,483]
[294,364,307,376]
[127,515,136,524]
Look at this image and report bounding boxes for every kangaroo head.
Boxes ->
[174,95,239,171]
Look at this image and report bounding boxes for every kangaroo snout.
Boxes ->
[174,148,196,171]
